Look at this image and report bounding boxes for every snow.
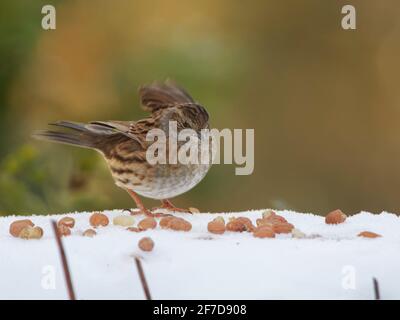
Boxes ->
[0,209,399,300]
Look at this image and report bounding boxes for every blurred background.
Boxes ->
[1,0,400,216]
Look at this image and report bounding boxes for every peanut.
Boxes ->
[113,215,135,227]
[90,212,109,227]
[57,224,71,237]
[9,219,34,237]
[138,217,157,230]
[273,222,294,234]
[325,209,347,225]
[207,217,225,234]
[57,217,75,228]
[358,231,381,238]
[226,217,254,232]
[168,217,192,232]
[253,225,275,238]
[19,226,43,240]
[83,229,97,237]
[138,237,154,252]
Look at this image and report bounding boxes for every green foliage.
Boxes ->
[0,144,110,215]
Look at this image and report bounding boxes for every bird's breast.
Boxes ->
[111,161,211,200]
[107,133,213,199]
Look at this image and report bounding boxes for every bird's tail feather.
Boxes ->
[33,121,100,149]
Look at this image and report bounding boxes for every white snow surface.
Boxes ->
[0,209,399,300]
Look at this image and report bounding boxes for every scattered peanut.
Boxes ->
[9,219,34,237]
[325,209,347,225]
[236,217,255,232]
[160,216,174,229]
[358,231,381,238]
[138,237,154,252]
[262,209,276,219]
[256,218,274,228]
[253,225,275,238]
[57,224,71,237]
[19,226,43,240]
[226,217,254,232]
[90,212,109,227]
[82,229,97,237]
[113,215,135,227]
[138,217,157,230]
[261,211,287,223]
[57,217,75,228]
[226,218,247,232]
[207,217,225,234]
[168,217,192,232]
[160,216,191,231]
[273,222,294,234]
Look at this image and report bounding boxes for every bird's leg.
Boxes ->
[152,199,192,214]
[126,189,171,218]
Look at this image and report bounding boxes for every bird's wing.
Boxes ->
[138,79,195,113]
[88,120,146,147]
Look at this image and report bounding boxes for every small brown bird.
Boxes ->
[34,80,211,217]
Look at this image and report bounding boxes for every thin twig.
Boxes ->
[373,277,380,300]
[51,220,76,300]
[134,256,152,300]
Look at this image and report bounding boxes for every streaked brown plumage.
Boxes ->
[34,80,211,216]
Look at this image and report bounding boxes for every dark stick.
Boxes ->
[51,220,76,300]
[373,277,380,300]
[134,257,152,300]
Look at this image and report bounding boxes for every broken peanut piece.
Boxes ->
[113,215,135,227]
[138,237,154,252]
[90,212,109,227]
[358,231,381,238]
[19,226,43,240]
[253,225,275,238]
[168,217,192,232]
[83,229,97,237]
[9,219,34,237]
[207,217,225,234]
[57,217,75,228]
[325,209,347,225]
[138,217,157,230]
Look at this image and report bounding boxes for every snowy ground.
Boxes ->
[0,209,399,300]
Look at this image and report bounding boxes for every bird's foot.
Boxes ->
[123,208,172,218]
[125,189,172,218]
[152,199,193,214]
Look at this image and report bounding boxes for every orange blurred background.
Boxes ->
[1,0,400,216]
